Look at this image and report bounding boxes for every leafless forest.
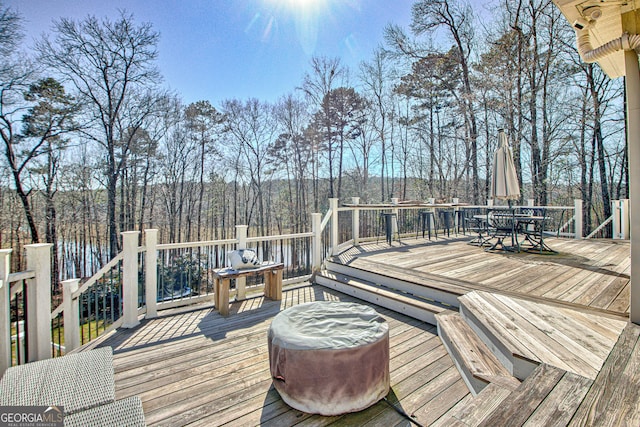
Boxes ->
[0,0,627,279]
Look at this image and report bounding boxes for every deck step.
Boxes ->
[459,291,542,380]
[437,311,520,396]
[325,258,467,308]
[458,290,626,381]
[314,270,448,324]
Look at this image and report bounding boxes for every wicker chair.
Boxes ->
[0,347,145,426]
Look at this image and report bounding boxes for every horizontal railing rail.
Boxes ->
[156,238,238,251]
[40,216,325,359]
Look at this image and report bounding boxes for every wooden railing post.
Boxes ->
[452,198,459,231]
[574,199,583,239]
[235,225,248,300]
[62,279,80,353]
[621,199,630,239]
[122,231,140,329]
[311,213,322,271]
[329,198,339,255]
[145,229,158,318]
[25,243,53,362]
[612,200,630,240]
[391,198,399,236]
[625,49,640,324]
[613,200,621,239]
[0,249,12,375]
[351,197,360,245]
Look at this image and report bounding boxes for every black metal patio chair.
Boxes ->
[462,208,490,246]
[486,208,519,252]
[517,207,556,253]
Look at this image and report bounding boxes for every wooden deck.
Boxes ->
[90,236,636,426]
[458,290,626,380]
[98,285,469,426]
[335,236,630,315]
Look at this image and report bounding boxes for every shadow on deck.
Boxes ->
[90,236,637,426]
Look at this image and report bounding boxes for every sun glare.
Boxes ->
[268,0,328,14]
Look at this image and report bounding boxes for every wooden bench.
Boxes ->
[213,262,284,316]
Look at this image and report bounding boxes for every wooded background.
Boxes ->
[0,0,627,280]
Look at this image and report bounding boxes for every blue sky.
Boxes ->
[8,0,415,104]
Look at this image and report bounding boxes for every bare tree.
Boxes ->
[222,98,278,236]
[37,11,161,257]
[408,0,480,202]
[184,101,224,240]
[359,48,394,202]
[0,4,39,244]
[300,56,346,201]
[272,94,312,230]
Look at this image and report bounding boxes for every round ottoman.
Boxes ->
[267,301,389,416]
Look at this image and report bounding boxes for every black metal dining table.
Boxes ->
[473,213,556,253]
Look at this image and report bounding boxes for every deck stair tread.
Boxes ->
[333,238,630,316]
[332,254,627,320]
[459,290,627,381]
[331,256,476,296]
[436,310,520,394]
[316,270,449,315]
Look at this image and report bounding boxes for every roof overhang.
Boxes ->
[553,0,640,78]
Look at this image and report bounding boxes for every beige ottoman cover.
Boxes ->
[268,301,390,415]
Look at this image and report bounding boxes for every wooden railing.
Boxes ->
[1,245,53,375]
[0,214,326,375]
[585,199,629,239]
[325,198,584,255]
[4,196,616,374]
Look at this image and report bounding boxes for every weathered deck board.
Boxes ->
[96,285,469,426]
[339,237,630,315]
[82,236,636,426]
[522,371,593,427]
[501,296,613,360]
[436,383,512,426]
[569,323,640,426]
[464,291,626,380]
[478,364,567,427]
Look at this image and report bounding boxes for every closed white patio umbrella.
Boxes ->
[490,129,520,204]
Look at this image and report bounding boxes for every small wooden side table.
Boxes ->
[212,263,284,316]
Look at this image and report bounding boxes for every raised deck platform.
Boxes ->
[333,236,629,315]
[86,236,636,426]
